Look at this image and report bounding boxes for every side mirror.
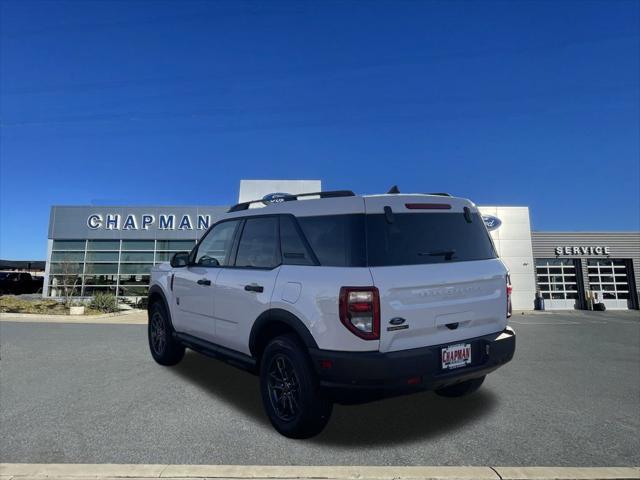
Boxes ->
[170,252,190,268]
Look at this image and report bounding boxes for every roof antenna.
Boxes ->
[387,185,400,194]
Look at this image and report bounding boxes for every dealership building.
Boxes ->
[44,180,640,311]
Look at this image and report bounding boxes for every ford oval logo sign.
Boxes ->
[482,215,502,231]
[262,192,293,205]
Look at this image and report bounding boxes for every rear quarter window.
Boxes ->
[296,214,366,267]
[280,216,315,266]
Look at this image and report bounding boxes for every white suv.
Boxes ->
[147,190,516,438]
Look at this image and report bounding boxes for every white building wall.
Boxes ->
[479,206,536,311]
[238,180,322,203]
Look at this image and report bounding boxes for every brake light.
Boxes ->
[506,275,512,318]
[405,203,451,210]
[339,287,380,340]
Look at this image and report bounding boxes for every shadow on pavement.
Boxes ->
[171,351,498,445]
[170,351,269,427]
[315,388,497,446]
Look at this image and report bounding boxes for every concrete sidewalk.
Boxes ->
[1,464,638,480]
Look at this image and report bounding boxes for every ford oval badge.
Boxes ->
[389,317,406,326]
[482,215,502,231]
[262,192,293,205]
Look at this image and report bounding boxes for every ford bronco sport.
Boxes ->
[147,190,516,438]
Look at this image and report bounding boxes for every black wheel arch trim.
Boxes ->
[147,285,175,331]
[249,308,318,356]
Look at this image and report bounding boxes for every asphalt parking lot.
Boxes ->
[1,311,638,466]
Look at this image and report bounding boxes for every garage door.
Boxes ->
[536,259,580,310]
[587,259,631,310]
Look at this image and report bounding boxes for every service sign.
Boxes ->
[555,246,611,256]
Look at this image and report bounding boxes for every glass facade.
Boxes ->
[48,239,196,298]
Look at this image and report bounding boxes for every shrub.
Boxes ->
[0,296,67,314]
[89,293,118,313]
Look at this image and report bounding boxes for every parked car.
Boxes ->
[0,272,43,295]
[147,190,516,438]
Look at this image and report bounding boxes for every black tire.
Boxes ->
[435,375,485,398]
[259,334,332,439]
[148,301,185,366]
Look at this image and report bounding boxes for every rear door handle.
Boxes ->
[244,284,264,293]
[197,278,211,286]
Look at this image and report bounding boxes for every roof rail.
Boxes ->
[227,190,356,212]
[425,192,452,197]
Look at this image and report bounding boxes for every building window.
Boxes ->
[87,240,120,251]
[84,286,117,296]
[119,263,152,274]
[119,274,150,286]
[85,263,119,275]
[50,251,85,262]
[120,252,154,263]
[156,240,195,251]
[83,275,117,285]
[154,252,175,262]
[86,252,119,262]
[121,240,155,250]
[52,240,86,251]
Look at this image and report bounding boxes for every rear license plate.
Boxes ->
[441,343,472,370]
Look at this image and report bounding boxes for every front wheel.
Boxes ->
[148,301,185,366]
[259,334,332,439]
[435,375,485,397]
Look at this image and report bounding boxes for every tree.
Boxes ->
[52,259,82,308]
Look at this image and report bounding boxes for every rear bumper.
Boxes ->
[309,327,515,402]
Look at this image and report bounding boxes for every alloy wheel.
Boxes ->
[150,311,167,355]
[267,354,301,421]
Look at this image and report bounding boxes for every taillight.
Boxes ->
[405,203,451,210]
[339,287,380,340]
[506,275,512,318]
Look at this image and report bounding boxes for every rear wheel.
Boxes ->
[259,334,332,439]
[148,301,185,366]
[435,375,485,397]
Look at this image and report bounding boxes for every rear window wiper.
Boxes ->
[418,250,456,260]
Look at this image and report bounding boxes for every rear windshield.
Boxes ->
[366,212,497,266]
[295,212,496,267]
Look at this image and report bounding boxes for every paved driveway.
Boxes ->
[1,311,638,466]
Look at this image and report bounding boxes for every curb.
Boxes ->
[1,464,638,480]
[0,310,146,324]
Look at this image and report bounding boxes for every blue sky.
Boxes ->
[1,0,639,260]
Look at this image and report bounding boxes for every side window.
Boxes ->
[235,217,280,269]
[296,214,366,267]
[280,216,314,266]
[194,220,239,267]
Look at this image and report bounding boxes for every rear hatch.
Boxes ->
[364,195,508,353]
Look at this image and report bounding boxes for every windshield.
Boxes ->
[366,212,497,267]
